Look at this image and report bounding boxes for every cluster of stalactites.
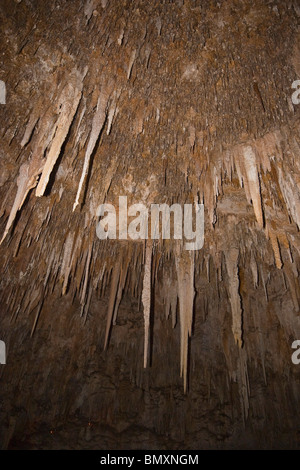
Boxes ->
[1,66,300,397]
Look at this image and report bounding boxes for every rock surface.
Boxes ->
[0,0,300,449]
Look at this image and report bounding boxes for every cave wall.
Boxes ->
[0,0,300,449]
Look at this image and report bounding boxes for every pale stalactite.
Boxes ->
[266,223,283,270]
[175,244,195,393]
[36,81,83,197]
[142,239,152,368]
[127,49,137,80]
[106,90,120,135]
[250,250,258,288]
[242,146,264,229]
[224,247,243,348]
[253,129,281,173]
[205,254,210,283]
[0,160,42,245]
[73,84,111,212]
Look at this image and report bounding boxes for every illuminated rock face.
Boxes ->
[0,0,300,450]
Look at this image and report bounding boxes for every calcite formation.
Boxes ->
[0,0,300,450]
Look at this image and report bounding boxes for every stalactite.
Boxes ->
[277,164,300,230]
[97,155,118,205]
[106,90,120,135]
[36,81,83,197]
[238,348,250,422]
[0,160,42,244]
[250,250,258,288]
[13,211,32,257]
[267,224,283,269]
[205,254,210,283]
[20,112,39,147]
[61,231,75,295]
[44,250,56,288]
[83,285,93,324]
[80,241,93,307]
[112,257,129,325]
[142,239,152,368]
[175,244,195,393]
[104,260,121,349]
[260,266,268,302]
[95,261,107,293]
[242,145,264,229]
[1,2,300,435]
[224,247,243,348]
[30,288,45,337]
[127,49,137,80]
[73,84,111,211]
[284,266,300,313]
[163,266,178,328]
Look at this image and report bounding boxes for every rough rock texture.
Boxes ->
[0,0,300,449]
